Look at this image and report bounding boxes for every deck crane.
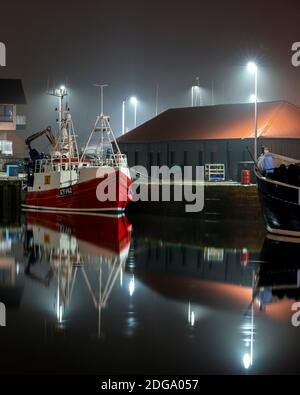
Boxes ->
[25,126,57,161]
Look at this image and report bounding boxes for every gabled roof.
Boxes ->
[117,101,300,143]
[0,79,26,104]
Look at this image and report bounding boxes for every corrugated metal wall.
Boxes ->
[119,138,300,181]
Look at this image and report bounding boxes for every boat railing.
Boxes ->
[34,154,128,173]
[34,159,80,173]
[84,154,128,168]
[111,153,128,167]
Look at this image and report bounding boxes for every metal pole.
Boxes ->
[93,84,108,116]
[101,86,104,116]
[58,93,63,132]
[254,69,258,161]
[122,101,125,135]
[196,77,200,106]
[155,84,159,116]
[191,87,194,107]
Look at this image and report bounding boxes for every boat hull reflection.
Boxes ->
[23,210,132,333]
[24,210,131,256]
[255,235,300,319]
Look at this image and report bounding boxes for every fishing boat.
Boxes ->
[255,151,300,237]
[22,86,132,214]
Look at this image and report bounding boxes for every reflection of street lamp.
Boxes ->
[247,62,258,161]
[188,301,195,326]
[241,270,255,370]
[130,96,138,128]
[129,275,135,296]
[243,353,251,369]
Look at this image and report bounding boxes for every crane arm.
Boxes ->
[25,127,57,148]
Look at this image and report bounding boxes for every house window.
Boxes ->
[0,140,13,155]
[0,105,13,123]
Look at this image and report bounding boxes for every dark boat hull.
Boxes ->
[256,171,300,237]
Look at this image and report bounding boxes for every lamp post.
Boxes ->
[247,62,258,161]
[192,86,201,107]
[122,96,138,134]
[122,100,126,135]
[130,96,138,128]
[191,86,195,107]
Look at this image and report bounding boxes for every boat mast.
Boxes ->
[94,83,108,160]
[47,86,68,134]
[80,84,124,164]
[47,86,79,161]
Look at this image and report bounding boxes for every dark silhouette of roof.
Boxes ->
[0,79,26,104]
[117,101,300,143]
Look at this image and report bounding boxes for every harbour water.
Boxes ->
[0,209,299,374]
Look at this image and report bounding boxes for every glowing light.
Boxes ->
[247,62,257,73]
[120,268,123,287]
[56,302,60,321]
[190,311,195,327]
[129,275,135,296]
[130,96,138,106]
[60,85,66,91]
[243,353,251,369]
[59,306,63,323]
[249,94,257,103]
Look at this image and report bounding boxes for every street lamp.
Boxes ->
[122,96,138,134]
[191,83,202,107]
[192,86,200,107]
[130,96,138,128]
[247,61,258,161]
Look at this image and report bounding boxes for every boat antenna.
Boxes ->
[93,84,108,116]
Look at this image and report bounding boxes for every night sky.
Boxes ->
[1,0,300,146]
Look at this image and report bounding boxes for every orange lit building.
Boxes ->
[117,101,300,181]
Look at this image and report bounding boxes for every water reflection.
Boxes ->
[19,212,131,336]
[1,213,300,374]
[255,235,300,318]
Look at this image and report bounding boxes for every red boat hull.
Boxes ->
[23,170,132,213]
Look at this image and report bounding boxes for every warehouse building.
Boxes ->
[117,101,300,181]
[0,79,26,158]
